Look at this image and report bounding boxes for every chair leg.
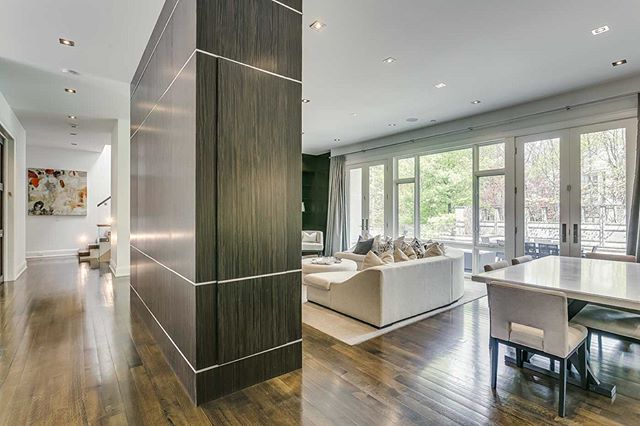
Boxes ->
[516,349,523,368]
[490,337,498,389]
[578,343,588,390]
[558,358,567,417]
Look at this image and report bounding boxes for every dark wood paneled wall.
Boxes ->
[131,0,302,405]
[302,153,330,238]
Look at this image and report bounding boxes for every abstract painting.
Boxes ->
[28,168,88,216]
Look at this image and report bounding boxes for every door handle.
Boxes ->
[573,224,579,244]
[361,219,365,230]
[562,223,567,243]
[365,218,369,230]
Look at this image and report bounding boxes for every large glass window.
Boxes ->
[368,164,386,237]
[348,168,363,245]
[419,149,473,243]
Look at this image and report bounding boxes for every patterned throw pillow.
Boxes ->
[410,238,427,258]
[424,241,446,257]
[376,236,394,253]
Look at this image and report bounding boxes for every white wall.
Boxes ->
[26,145,111,258]
[110,119,130,277]
[0,90,27,281]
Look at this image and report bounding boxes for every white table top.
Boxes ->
[472,256,640,312]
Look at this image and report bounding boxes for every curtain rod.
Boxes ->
[330,92,638,158]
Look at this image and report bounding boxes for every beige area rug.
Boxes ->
[302,279,487,345]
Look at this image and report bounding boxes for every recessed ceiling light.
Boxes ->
[612,59,627,67]
[591,25,610,36]
[70,133,77,136]
[70,142,78,146]
[406,117,418,122]
[59,38,75,46]
[334,138,341,142]
[67,115,77,120]
[434,82,447,89]
[351,113,358,117]
[388,123,397,127]
[62,68,80,75]
[430,119,437,123]
[309,20,326,31]
[65,88,77,94]
[383,57,396,64]
[471,100,481,104]
[70,124,78,128]
[302,98,310,103]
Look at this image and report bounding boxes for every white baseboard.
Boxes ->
[109,262,130,277]
[26,249,79,259]
[12,261,27,281]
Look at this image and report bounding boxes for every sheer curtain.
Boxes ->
[626,93,640,260]
[325,155,347,256]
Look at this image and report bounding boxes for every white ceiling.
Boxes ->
[302,0,640,154]
[1,0,639,154]
[0,0,164,152]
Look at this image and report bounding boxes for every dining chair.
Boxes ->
[573,252,640,350]
[511,255,533,265]
[484,260,509,272]
[486,281,588,417]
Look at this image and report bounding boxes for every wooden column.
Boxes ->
[130,0,302,404]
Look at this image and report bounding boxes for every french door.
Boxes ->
[515,119,636,257]
[347,161,389,246]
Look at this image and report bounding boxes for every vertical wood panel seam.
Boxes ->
[131,0,182,98]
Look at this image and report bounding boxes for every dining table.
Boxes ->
[472,255,640,399]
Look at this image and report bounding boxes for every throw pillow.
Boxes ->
[403,245,418,260]
[302,231,317,242]
[353,236,375,255]
[379,250,395,265]
[394,247,410,262]
[393,236,406,250]
[371,234,383,253]
[424,242,446,257]
[362,251,386,269]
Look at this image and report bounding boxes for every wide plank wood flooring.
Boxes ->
[1,258,639,425]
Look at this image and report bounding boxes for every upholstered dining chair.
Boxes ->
[486,281,589,417]
[484,260,509,272]
[511,255,533,265]
[573,252,640,350]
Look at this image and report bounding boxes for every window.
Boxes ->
[478,142,505,170]
[397,182,415,237]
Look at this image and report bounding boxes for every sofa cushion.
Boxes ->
[302,242,323,251]
[302,231,318,242]
[362,251,385,269]
[403,245,417,260]
[394,247,410,262]
[379,251,394,264]
[303,271,358,290]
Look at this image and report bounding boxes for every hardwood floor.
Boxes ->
[1,258,639,425]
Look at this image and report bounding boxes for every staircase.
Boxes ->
[78,224,111,267]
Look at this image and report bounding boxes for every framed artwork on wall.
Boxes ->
[27,168,88,216]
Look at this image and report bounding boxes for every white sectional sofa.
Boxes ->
[304,249,465,327]
[334,250,367,270]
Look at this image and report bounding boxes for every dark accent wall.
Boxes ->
[302,153,330,238]
[130,0,302,404]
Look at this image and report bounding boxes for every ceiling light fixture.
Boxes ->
[67,115,77,120]
[70,142,78,146]
[591,25,610,35]
[70,133,77,136]
[334,138,341,142]
[65,88,77,94]
[406,117,418,122]
[309,20,326,31]
[612,59,627,67]
[59,38,75,46]
[471,100,481,104]
[70,124,77,128]
[351,113,358,117]
[430,119,437,123]
[434,82,447,89]
[383,57,396,64]
[302,98,310,103]
[62,68,80,75]
[388,123,397,127]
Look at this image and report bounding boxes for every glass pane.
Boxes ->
[397,183,415,237]
[479,143,505,171]
[580,128,627,255]
[368,165,385,237]
[397,157,415,179]
[419,149,473,246]
[348,168,362,245]
[524,138,560,258]
[478,175,505,245]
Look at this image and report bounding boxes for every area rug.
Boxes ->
[302,279,487,345]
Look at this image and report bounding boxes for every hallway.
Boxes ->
[1,260,640,424]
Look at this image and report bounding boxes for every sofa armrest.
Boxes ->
[329,269,384,326]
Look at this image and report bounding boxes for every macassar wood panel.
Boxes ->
[216,59,301,281]
[196,0,302,81]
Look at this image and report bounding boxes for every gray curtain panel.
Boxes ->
[626,93,640,260]
[325,155,348,256]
